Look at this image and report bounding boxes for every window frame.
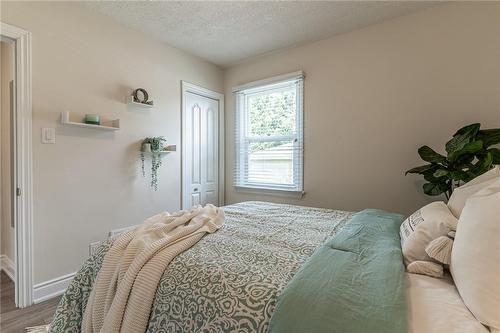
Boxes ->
[233,71,304,194]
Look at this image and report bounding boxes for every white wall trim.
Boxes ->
[181,81,225,209]
[0,255,15,282]
[235,186,305,198]
[1,22,34,308]
[108,225,136,238]
[33,272,75,304]
[232,70,304,92]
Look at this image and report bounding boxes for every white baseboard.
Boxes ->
[33,272,76,304]
[32,226,136,304]
[109,225,137,238]
[0,254,15,281]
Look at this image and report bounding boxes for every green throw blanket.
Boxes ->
[268,209,407,333]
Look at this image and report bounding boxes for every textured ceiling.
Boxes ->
[84,1,437,67]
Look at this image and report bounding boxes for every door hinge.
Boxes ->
[16,187,21,196]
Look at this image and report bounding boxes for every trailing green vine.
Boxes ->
[140,151,146,177]
[140,137,167,191]
[151,151,162,190]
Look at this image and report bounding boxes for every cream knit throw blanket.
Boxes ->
[82,204,224,333]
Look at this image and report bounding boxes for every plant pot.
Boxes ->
[142,143,152,153]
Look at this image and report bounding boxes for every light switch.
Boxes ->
[41,128,56,144]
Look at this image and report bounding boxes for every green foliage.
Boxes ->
[141,136,167,191]
[406,123,500,199]
[248,90,295,152]
[150,153,162,191]
[143,136,166,152]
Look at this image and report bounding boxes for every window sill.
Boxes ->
[234,185,305,198]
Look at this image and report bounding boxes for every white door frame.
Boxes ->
[1,22,34,308]
[181,81,224,209]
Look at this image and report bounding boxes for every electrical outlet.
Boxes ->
[41,128,56,144]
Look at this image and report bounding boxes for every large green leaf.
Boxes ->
[453,123,480,137]
[470,152,493,177]
[478,152,493,169]
[477,129,500,148]
[446,124,480,155]
[423,182,450,196]
[453,154,475,167]
[405,164,436,175]
[488,148,500,164]
[445,133,473,155]
[423,167,442,182]
[433,169,449,178]
[418,146,447,164]
[448,140,483,163]
[449,170,471,182]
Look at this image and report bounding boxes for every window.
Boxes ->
[233,71,304,193]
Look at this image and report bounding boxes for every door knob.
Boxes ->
[194,188,198,192]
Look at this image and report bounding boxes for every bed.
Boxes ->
[48,201,488,333]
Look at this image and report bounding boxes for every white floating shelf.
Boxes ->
[61,111,120,131]
[142,145,177,154]
[128,96,154,108]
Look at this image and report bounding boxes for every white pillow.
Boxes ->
[451,179,500,330]
[406,273,491,333]
[400,201,457,265]
[447,166,500,218]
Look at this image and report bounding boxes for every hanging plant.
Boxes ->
[140,152,146,177]
[151,152,162,190]
[140,136,167,191]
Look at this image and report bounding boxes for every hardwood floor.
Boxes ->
[0,271,61,333]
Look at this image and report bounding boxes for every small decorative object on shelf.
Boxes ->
[131,88,153,107]
[140,136,167,191]
[84,114,100,125]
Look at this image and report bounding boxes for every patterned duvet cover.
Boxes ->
[49,201,353,333]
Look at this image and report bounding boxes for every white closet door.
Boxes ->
[183,91,219,208]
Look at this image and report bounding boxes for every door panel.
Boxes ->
[206,108,215,183]
[191,104,201,186]
[205,190,217,205]
[191,192,201,206]
[183,91,219,208]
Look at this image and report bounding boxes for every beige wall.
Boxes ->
[224,3,500,215]
[1,2,224,283]
[0,40,15,262]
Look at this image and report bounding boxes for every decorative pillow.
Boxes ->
[451,179,500,330]
[447,166,500,218]
[400,201,457,266]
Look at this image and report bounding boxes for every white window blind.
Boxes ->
[233,71,304,193]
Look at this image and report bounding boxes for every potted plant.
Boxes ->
[140,136,167,190]
[406,123,500,199]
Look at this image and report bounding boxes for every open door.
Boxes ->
[1,22,34,308]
